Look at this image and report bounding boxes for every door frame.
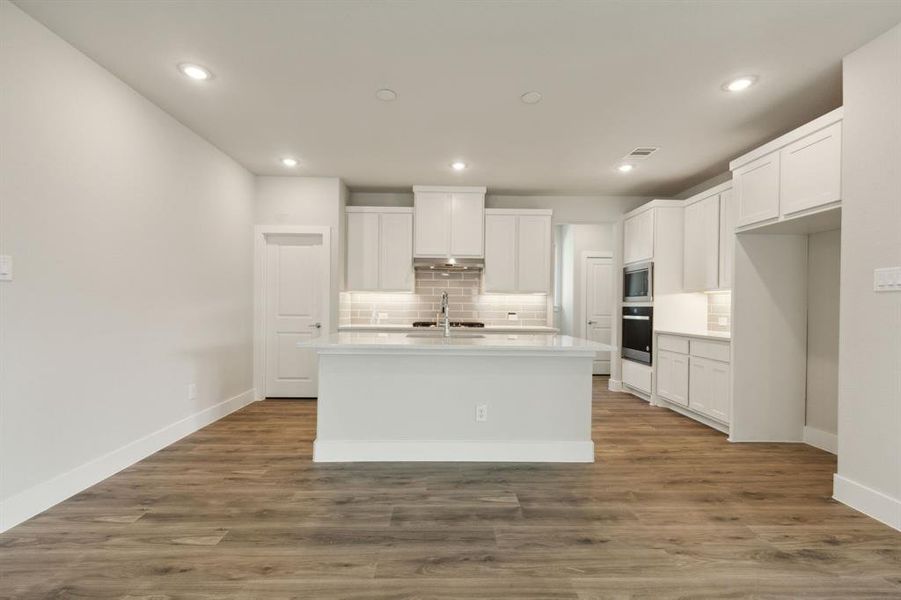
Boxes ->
[253,225,332,399]
[580,251,614,340]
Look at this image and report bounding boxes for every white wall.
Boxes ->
[806,229,841,438]
[0,2,255,531]
[558,224,615,337]
[834,23,901,531]
[254,176,347,332]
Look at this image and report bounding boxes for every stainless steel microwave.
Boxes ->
[623,262,653,302]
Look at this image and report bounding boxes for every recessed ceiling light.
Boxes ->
[375,88,397,101]
[723,75,757,92]
[451,161,467,171]
[617,164,634,173]
[178,63,212,81]
[280,157,298,167]
[520,91,543,104]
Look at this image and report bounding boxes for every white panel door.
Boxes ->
[484,213,517,292]
[718,188,736,290]
[657,350,689,406]
[734,153,780,227]
[584,257,613,375]
[379,212,414,291]
[414,192,451,257]
[265,235,324,398]
[780,121,842,217]
[517,215,551,293]
[345,211,380,291]
[450,192,485,257]
[688,356,729,423]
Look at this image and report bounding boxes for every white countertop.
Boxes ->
[338,324,560,333]
[300,331,613,357]
[655,329,732,341]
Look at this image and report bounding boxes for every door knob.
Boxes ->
[587,320,596,325]
[309,322,321,329]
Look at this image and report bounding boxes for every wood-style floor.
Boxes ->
[2,378,900,599]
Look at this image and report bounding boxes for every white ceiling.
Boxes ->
[13,0,901,196]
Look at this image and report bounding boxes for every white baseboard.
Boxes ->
[0,388,256,533]
[313,440,595,463]
[803,426,838,454]
[608,379,623,392]
[653,395,730,435]
[833,474,901,531]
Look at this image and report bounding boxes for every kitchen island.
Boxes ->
[299,332,612,463]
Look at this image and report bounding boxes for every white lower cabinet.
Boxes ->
[656,350,689,407]
[622,359,652,395]
[654,334,731,428]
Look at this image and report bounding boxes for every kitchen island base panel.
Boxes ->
[314,353,594,463]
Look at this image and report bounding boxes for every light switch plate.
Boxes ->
[0,255,11,281]
[874,267,901,292]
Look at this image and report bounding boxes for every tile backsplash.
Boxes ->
[339,271,549,327]
[707,291,732,332]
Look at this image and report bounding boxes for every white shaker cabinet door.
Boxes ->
[449,192,485,257]
[516,215,551,293]
[379,212,414,291]
[657,349,689,407]
[483,213,517,292]
[718,188,736,290]
[780,121,842,217]
[345,211,380,291]
[623,209,654,265]
[414,192,451,257]
[734,153,780,228]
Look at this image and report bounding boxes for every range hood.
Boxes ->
[413,257,484,271]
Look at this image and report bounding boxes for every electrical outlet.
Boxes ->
[378,312,389,320]
[507,312,518,321]
[187,383,197,400]
[874,267,901,292]
[475,404,488,422]
[0,255,12,281]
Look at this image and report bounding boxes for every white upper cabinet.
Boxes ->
[484,213,517,292]
[379,212,414,291]
[623,208,654,265]
[345,207,413,292]
[413,191,452,257]
[718,188,736,290]
[413,186,485,259]
[450,192,485,257]
[483,209,551,293]
[734,153,780,227]
[780,121,842,217]
[683,193,720,292]
[730,108,843,231]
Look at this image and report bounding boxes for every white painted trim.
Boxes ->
[833,474,901,532]
[345,206,412,214]
[608,378,623,392]
[0,389,256,533]
[684,181,734,206]
[653,395,730,434]
[485,208,553,216]
[803,426,838,454]
[412,185,487,194]
[730,107,843,171]
[253,225,332,399]
[313,440,594,463]
[622,199,682,220]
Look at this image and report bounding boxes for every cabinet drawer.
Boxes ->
[658,335,689,354]
[689,339,730,362]
[622,359,652,394]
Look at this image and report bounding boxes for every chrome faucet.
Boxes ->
[440,290,450,337]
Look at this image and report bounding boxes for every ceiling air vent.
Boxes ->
[625,147,660,160]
